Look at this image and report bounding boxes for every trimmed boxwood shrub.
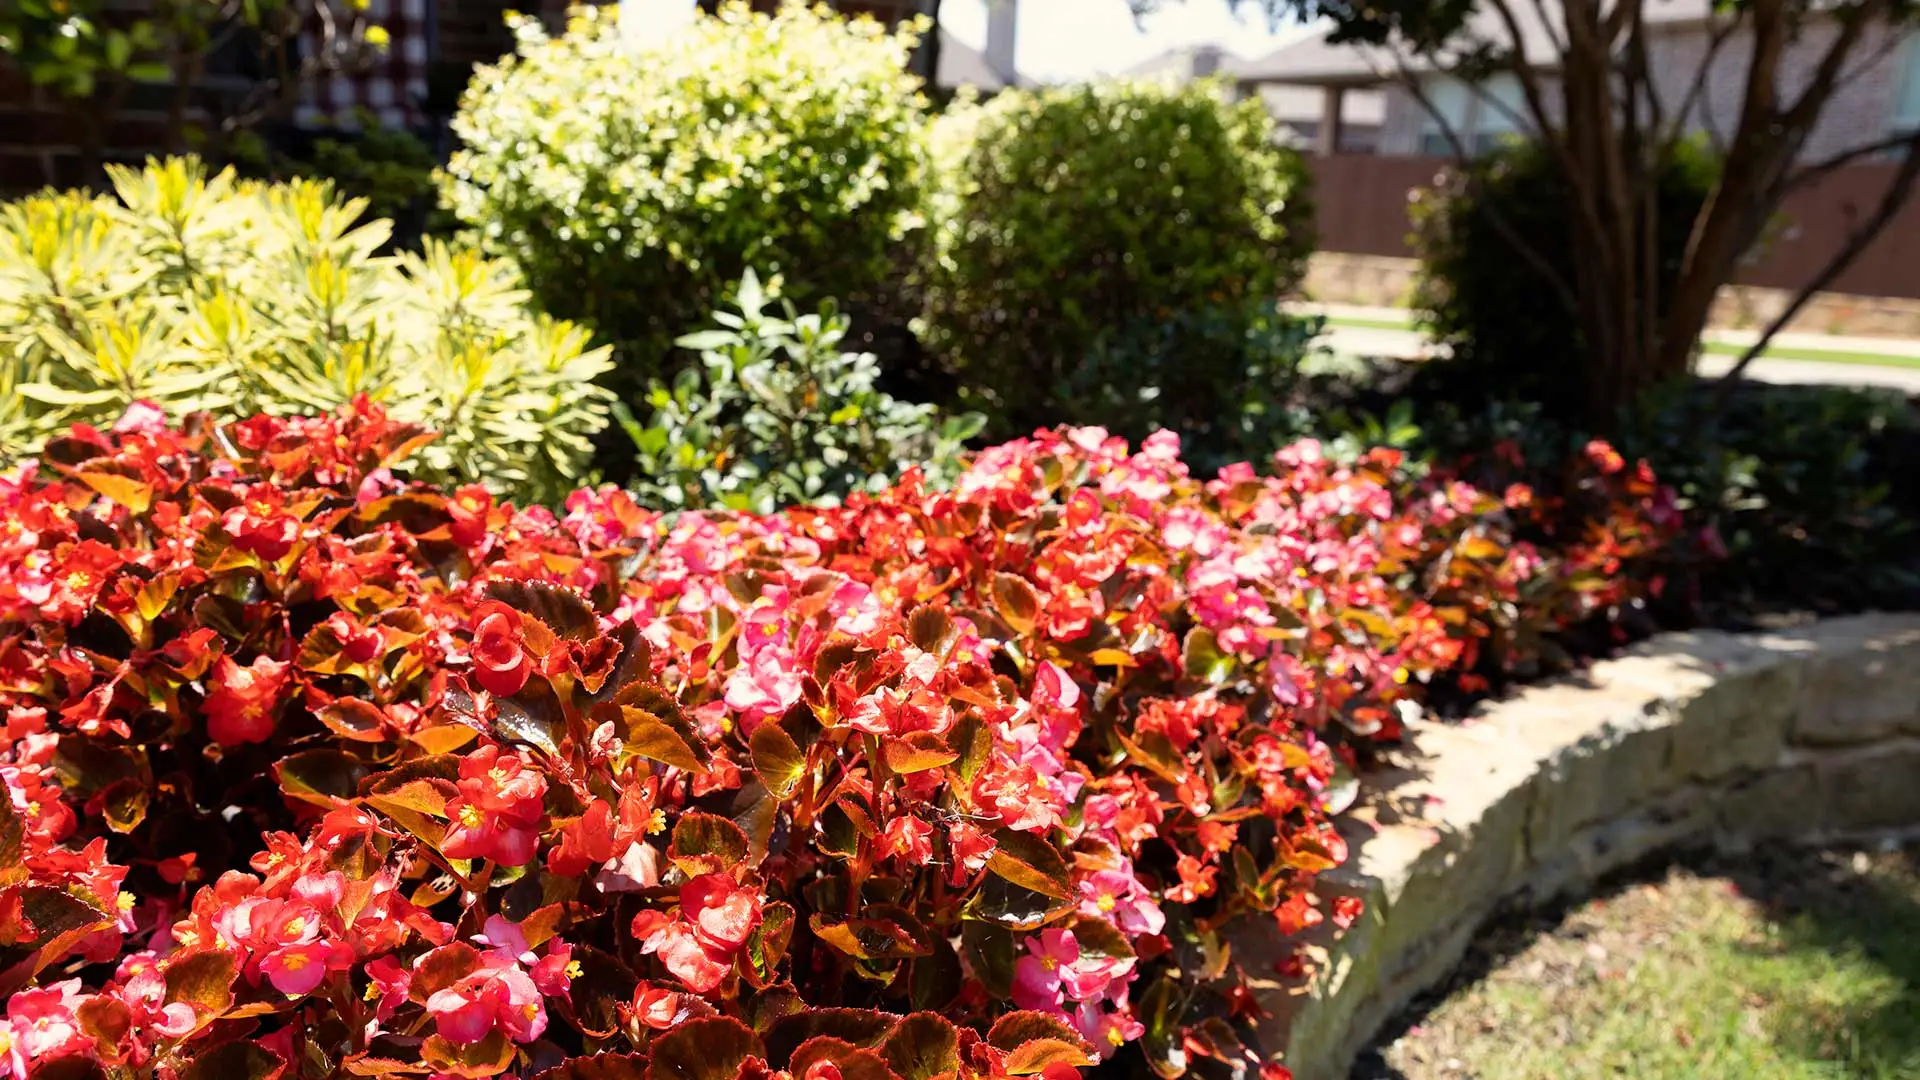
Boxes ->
[443,3,933,384]
[0,398,1674,1079]
[921,81,1315,441]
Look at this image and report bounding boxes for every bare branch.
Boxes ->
[1389,62,1585,320]
[1717,141,1920,386]
[1781,128,1920,194]
[1662,12,1742,153]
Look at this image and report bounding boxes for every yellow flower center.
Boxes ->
[1107,1027,1126,1047]
[117,891,136,912]
[66,571,91,590]
[1096,894,1117,913]
[364,983,382,1001]
[566,960,584,980]
[459,805,485,828]
[284,916,306,937]
[279,951,310,971]
[1040,956,1056,971]
[489,767,511,785]
[647,809,667,835]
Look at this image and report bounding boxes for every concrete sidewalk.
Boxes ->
[1295,303,1920,394]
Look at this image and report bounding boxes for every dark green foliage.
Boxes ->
[1407,139,1717,419]
[1065,303,1329,473]
[1618,383,1920,618]
[922,81,1315,441]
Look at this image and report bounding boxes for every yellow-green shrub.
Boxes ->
[441,3,933,382]
[0,157,613,503]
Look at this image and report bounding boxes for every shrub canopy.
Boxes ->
[0,158,612,504]
[922,81,1314,437]
[443,2,933,379]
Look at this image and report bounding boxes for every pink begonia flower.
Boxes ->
[111,400,170,436]
[5,980,89,1072]
[423,952,548,1045]
[723,645,802,722]
[1011,930,1078,1011]
[946,822,996,886]
[1031,661,1080,712]
[596,841,663,894]
[530,941,575,1000]
[1077,867,1167,937]
[260,940,348,996]
[364,955,412,1021]
[1074,1001,1146,1058]
[639,921,731,993]
[878,815,933,865]
[473,915,532,961]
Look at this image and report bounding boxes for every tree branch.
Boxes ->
[1717,140,1920,386]
[1781,128,1920,193]
[1662,12,1741,154]
[1389,62,1584,321]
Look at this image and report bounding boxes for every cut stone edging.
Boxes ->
[1232,612,1920,1079]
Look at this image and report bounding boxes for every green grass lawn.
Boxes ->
[1696,339,1920,370]
[1318,313,1920,370]
[1362,848,1920,1080]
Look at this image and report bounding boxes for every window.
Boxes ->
[1416,78,1472,156]
[1892,35,1920,136]
[1415,74,1532,156]
[1472,74,1529,153]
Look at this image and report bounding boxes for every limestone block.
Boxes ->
[1818,742,1920,834]
[1787,615,1920,746]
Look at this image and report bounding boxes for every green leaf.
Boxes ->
[180,1041,286,1080]
[959,922,1016,999]
[983,829,1071,900]
[274,749,373,808]
[647,1017,766,1080]
[615,703,711,775]
[1182,627,1236,686]
[749,721,806,798]
[808,907,933,960]
[668,812,750,876]
[990,573,1041,636]
[486,580,598,641]
[165,948,238,1015]
[787,1037,899,1080]
[882,1013,959,1080]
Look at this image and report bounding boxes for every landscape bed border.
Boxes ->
[1233,612,1920,1078]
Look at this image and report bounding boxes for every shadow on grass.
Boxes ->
[1349,845,1920,1080]
[1722,847,1920,1079]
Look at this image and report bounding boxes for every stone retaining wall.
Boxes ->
[1234,613,1920,1079]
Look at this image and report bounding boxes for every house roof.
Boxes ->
[1121,44,1232,81]
[935,28,1025,90]
[1233,0,1716,86]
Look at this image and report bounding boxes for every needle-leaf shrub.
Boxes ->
[0,157,614,504]
[0,401,1671,1079]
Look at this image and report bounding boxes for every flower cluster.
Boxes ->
[0,402,1672,1080]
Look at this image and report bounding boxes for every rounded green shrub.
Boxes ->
[1408,138,1717,420]
[921,80,1314,437]
[442,2,933,383]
